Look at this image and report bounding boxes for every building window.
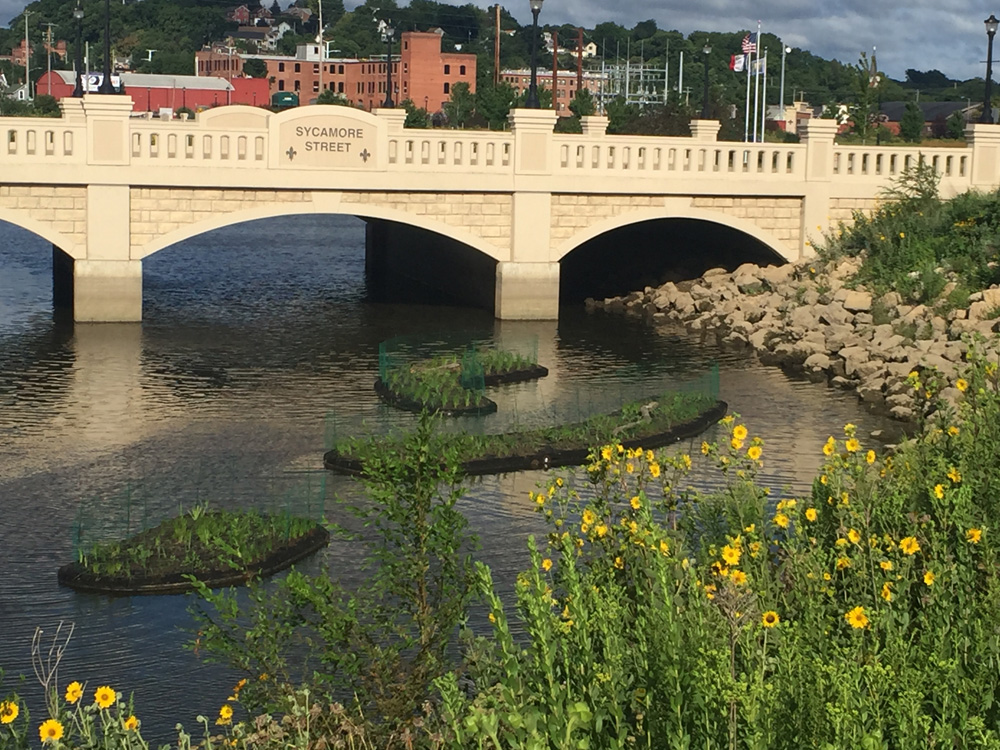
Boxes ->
[444,64,450,74]
[294,63,300,72]
[338,81,344,93]
[460,65,466,75]
[294,80,300,91]
[278,62,285,72]
[313,81,319,92]
[338,64,344,74]
[278,79,285,90]
[403,62,408,73]
[403,41,408,50]
[444,82,450,94]
[313,63,319,73]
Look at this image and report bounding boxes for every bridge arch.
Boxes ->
[134,200,507,263]
[0,206,82,259]
[554,206,796,264]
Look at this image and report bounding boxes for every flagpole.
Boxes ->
[744,50,751,141]
[752,21,761,142]
[759,49,768,141]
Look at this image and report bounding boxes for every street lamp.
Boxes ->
[382,22,394,107]
[525,0,543,108]
[779,44,791,125]
[982,14,999,123]
[72,0,84,97]
[97,0,116,93]
[700,42,711,118]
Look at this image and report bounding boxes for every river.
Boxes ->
[0,214,891,741]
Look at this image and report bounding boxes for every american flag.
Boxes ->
[741,33,757,54]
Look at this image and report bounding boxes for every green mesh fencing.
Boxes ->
[71,469,328,559]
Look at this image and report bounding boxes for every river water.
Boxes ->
[0,214,890,741]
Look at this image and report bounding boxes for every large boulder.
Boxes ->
[842,290,873,312]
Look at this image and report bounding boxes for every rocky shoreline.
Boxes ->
[588,258,1000,427]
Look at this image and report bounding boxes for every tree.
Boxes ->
[899,101,924,142]
[605,96,639,134]
[848,51,880,143]
[401,98,430,128]
[316,88,350,105]
[269,0,282,16]
[442,80,474,127]
[241,57,267,78]
[475,81,517,129]
[946,110,966,140]
[569,88,596,118]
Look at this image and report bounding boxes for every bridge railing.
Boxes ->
[0,118,87,165]
[552,134,806,179]
[129,119,269,167]
[387,130,514,172]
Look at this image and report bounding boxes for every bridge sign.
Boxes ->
[278,111,377,169]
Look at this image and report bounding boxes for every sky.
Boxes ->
[0,0,992,82]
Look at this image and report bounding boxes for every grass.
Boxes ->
[71,506,323,582]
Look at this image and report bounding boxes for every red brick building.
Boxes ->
[10,38,68,67]
[196,30,475,111]
[35,70,270,111]
[500,68,605,117]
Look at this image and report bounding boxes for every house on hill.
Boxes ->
[878,101,976,137]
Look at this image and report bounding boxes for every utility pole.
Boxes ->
[317,0,324,98]
[44,22,56,95]
[24,10,32,100]
[552,30,558,111]
[576,27,583,94]
[493,4,500,86]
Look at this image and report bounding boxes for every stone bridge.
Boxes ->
[2,95,999,321]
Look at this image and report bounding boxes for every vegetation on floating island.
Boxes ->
[335,388,721,474]
[377,347,546,415]
[58,507,328,593]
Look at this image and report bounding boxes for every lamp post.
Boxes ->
[525,0,543,108]
[97,0,115,93]
[72,0,84,97]
[982,14,999,123]
[779,44,791,126]
[382,22,394,107]
[700,42,711,118]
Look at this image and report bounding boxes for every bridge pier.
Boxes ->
[494,262,560,320]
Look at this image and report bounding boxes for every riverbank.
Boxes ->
[588,257,1000,427]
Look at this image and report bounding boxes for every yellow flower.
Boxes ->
[836,556,851,570]
[749,541,761,557]
[840,492,850,506]
[596,523,608,538]
[681,454,692,470]
[582,509,597,526]
[866,450,876,465]
[39,719,64,743]
[747,445,762,461]
[844,422,856,434]
[701,441,710,455]
[731,437,744,451]
[705,583,717,600]
[721,544,741,566]
[845,606,869,629]
[0,701,18,725]
[845,438,860,453]
[733,424,748,441]
[774,512,790,529]
[488,612,496,623]
[65,681,83,705]
[924,570,935,586]
[823,572,832,581]
[541,558,553,571]
[649,462,661,478]
[956,378,968,392]
[94,686,116,710]
[948,426,960,436]
[555,477,563,487]
[630,496,642,510]
[731,569,748,585]
[659,539,669,555]
[881,582,893,602]
[805,508,818,522]
[601,446,613,461]
[934,484,945,499]
[880,560,893,571]
[947,466,962,484]
[822,438,835,456]
[899,232,905,239]
[534,492,545,507]
[820,474,828,485]
[848,528,861,544]
[900,536,920,555]
[124,716,139,732]
[967,528,983,544]
[614,556,624,570]
[216,705,233,726]
[761,611,780,628]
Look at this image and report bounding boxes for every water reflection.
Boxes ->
[0,215,891,741]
